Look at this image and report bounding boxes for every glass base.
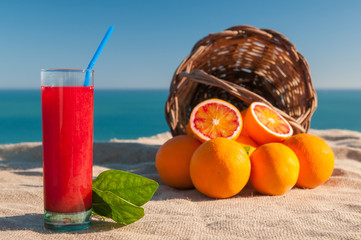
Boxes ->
[44,208,91,231]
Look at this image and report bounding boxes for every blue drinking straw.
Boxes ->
[84,26,114,86]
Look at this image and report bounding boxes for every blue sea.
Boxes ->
[0,89,360,144]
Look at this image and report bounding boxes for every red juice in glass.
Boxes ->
[41,69,94,231]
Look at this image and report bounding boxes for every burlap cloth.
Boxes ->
[0,129,360,239]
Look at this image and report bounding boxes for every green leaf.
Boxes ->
[92,188,144,225]
[243,145,251,154]
[93,170,158,207]
[92,170,159,225]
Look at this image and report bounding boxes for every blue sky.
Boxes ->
[1,0,361,89]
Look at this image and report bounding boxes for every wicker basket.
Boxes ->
[165,25,317,136]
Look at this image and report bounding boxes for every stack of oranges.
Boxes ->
[156,99,335,198]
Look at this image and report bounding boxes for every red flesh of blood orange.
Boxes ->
[189,99,242,142]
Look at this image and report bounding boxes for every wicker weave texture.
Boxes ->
[166,25,317,136]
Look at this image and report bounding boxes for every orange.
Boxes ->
[250,143,299,195]
[189,98,242,142]
[240,109,249,137]
[245,102,293,145]
[185,122,193,136]
[190,137,251,198]
[235,134,259,155]
[283,133,335,189]
[155,135,201,189]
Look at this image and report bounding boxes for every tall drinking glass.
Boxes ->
[41,69,94,231]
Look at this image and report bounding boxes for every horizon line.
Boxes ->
[1,87,361,91]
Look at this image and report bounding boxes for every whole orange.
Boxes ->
[155,135,201,189]
[240,109,249,137]
[185,122,193,136]
[190,138,251,198]
[250,143,299,195]
[283,133,335,189]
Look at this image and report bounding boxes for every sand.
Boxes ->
[0,129,360,239]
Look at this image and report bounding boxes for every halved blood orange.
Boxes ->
[189,99,243,142]
[245,102,293,145]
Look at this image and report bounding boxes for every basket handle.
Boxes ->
[178,70,306,134]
